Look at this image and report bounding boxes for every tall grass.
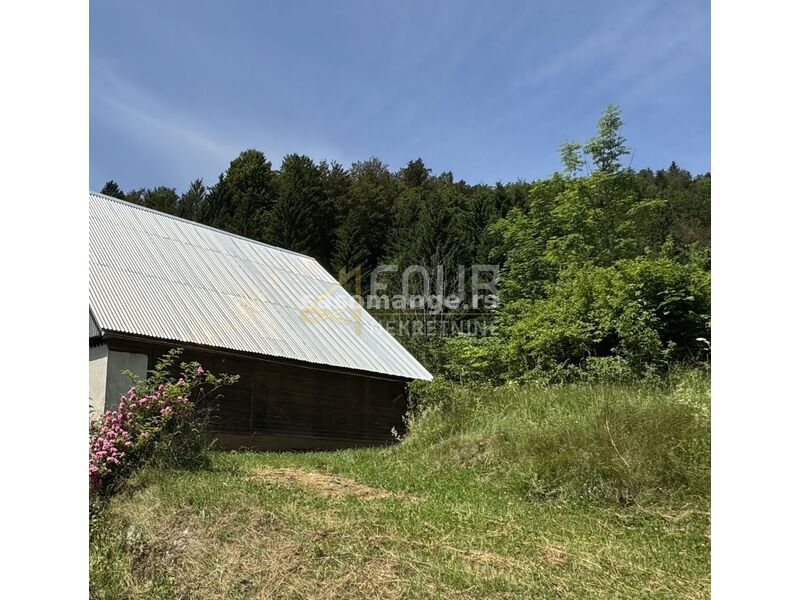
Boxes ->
[403,369,710,506]
[90,371,710,599]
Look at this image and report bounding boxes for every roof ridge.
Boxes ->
[89,190,315,261]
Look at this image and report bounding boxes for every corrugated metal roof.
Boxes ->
[89,309,102,338]
[89,192,432,381]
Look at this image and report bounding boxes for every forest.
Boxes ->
[99,105,711,384]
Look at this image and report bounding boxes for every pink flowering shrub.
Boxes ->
[89,348,238,496]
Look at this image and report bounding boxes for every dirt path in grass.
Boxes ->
[250,467,395,500]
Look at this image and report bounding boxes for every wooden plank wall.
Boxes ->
[105,338,408,447]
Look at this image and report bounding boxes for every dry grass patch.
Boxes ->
[104,490,307,599]
[539,542,568,566]
[249,467,395,500]
[446,546,524,578]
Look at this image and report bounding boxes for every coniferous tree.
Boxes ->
[331,213,369,294]
[223,149,276,239]
[176,179,206,221]
[398,158,431,189]
[124,188,145,206]
[142,186,179,214]
[265,154,323,255]
[318,160,350,268]
[100,180,126,200]
[197,175,231,229]
[345,157,399,273]
[464,187,498,263]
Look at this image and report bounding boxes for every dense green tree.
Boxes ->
[343,157,400,272]
[142,186,179,214]
[489,106,709,381]
[331,212,370,294]
[584,104,630,174]
[118,186,178,214]
[264,154,324,255]
[124,188,145,206]
[222,149,276,238]
[492,181,529,216]
[176,179,206,221]
[196,175,230,228]
[398,158,431,188]
[100,180,126,200]
[502,251,710,380]
[317,160,350,267]
[382,184,473,319]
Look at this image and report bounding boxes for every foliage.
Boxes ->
[486,106,710,383]
[100,180,126,200]
[411,335,508,385]
[99,104,710,383]
[89,349,238,498]
[331,212,369,292]
[224,149,276,239]
[500,252,710,381]
[265,154,327,259]
[584,104,630,173]
[176,178,206,221]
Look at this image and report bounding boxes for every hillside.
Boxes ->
[90,371,710,599]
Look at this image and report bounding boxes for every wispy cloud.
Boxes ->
[417,0,706,170]
[91,58,347,186]
[90,0,708,187]
[512,2,661,94]
[91,61,236,179]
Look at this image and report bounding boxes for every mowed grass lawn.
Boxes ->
[90,372,710,599]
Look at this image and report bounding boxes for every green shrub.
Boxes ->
[89,348,238,498]
[502,253,710,381]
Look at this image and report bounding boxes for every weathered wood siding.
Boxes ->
[104,337,409,449]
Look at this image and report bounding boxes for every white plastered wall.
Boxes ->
[89,345,109,420]
[104,350,149,411]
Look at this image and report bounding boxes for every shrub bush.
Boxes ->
[502,252,710,382]
[89,349,238,498]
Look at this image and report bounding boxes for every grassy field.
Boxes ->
[90,371,710,599]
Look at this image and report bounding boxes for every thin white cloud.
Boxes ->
[512,2,661,93]
[92,61,235,165]
[92,60,347,183]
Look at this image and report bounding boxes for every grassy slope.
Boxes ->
[90,372,710,599]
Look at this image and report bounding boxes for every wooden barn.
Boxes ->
[89,192,432,450]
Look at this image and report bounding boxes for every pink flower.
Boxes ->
[196,366,204,375]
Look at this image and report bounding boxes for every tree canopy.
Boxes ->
[100,105,710,383]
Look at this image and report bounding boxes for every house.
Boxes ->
[89,192,432,449]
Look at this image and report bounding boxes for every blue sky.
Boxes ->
[90,0,709,192]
